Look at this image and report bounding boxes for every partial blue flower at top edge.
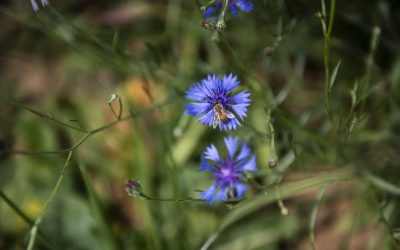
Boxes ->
[185,74,251,131]
[203,0,254,20]
[199,136,257,204]
[30,0,49,13]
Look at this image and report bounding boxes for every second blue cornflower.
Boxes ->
[199,136,257,204]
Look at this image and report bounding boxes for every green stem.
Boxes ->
[0,191,57,249]
[137,193,242,204]
[309,185,326,250]
[359,26,381,112]
[216,0,230,31]
[319,0,336,121]
[201,168,353,250]
[5,97,175,155]
[327,0,336,37]
[11,102,87,133]
[201,0,216,11]
[275,189,288,215]
[27,151,73,250]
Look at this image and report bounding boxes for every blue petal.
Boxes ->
[198,109,215,127]
[201,184,218,204]
[185,102,210,116]
[30,0,39,12]
[235,0,253,12]
[203,5,217,19]
[185,84,207,101]
[230,6,239,17]
[220,117,241,131]
[222,74,240,92]
[231,91,251,104]
[232,103,250,120]
[214,186,228,202]
[224,136,239,158]
[212,74,222,93]
[184,103,196,116]
[40,0,49,7]
[204,144,220,162]
[236,141,251,161]
[199,157,215,172]
[234,182,248,198]
[237,155,257,172]
[202,74,218,93]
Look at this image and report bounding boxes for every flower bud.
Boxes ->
[268,159,277,169]
[125,179,141,198]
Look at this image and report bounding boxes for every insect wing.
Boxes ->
[212,111,220,129]
[225,110,236,119]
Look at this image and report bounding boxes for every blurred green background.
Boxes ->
[0,0,400,249]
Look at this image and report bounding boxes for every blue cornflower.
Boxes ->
[30,0,49,12]
[199,136,257,204]
[203,0,253,20]
[185,74,251,131]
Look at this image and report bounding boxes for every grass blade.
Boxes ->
[27,151,73,250]
[329,60,341,91]
[309,185,326,250]
[79,164,118,250]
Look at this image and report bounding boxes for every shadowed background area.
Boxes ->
[0,0,400,249]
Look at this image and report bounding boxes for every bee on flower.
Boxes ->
[185,74,251,131]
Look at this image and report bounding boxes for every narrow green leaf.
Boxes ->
[329,60,341,90]
[171,121,207,166]
[201,169,352,249]
[320,0,326,19]
[364,173,400,195]
[112,30,119,52]
[309,186,326,250]
[79,165,118,250]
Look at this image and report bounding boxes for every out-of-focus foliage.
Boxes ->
[0,0,399,249]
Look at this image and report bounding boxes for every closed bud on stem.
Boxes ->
[125,179,142,198]
[315,12,322,18]
[263,47,274,57]
[268,159,277,169]
[280,207,289,215]
[108,94,119,104]
[108,93,123,119]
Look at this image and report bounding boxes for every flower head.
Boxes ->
[199,136,257,204]
[203,0,253,20]
[185,74,251,131]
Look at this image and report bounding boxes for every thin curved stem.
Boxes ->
[27,151,73,250]
[11,101,87,133]
[5,97,174,156]
[136,192,242,204]
[0,191,57,249]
